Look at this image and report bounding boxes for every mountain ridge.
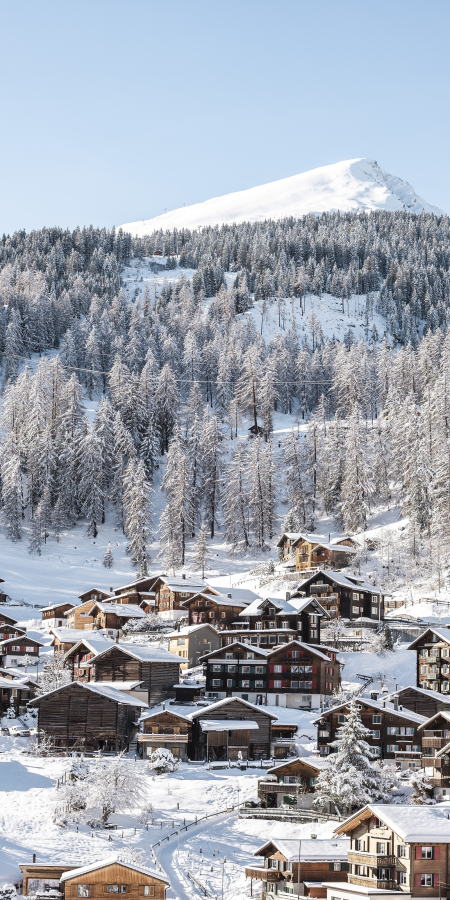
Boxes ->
[121,157,445,236]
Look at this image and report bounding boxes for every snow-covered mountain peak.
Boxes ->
[121,157,445,236]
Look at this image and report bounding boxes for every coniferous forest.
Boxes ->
[1,211,450,577]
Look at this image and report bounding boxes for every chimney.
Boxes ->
[162,702,166,711]
[110,587,113,592]
[328,533,331,543]
[115,635,119,644]
[370,691,378,701]
[182,573,186,580]
[393,697,399,711]
[33,854,36,864]
[286,591,291,602]
[227,593,232,599]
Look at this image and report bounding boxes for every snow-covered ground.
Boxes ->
[120,158,445,234]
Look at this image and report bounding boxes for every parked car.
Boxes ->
[8,725,30,737]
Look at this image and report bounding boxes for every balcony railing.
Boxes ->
[348,852,397,867]
[259,782,308,794]
[349,876,395,890]
[244,867,282,882]
[422,736,448,749]
[138,734,189,743]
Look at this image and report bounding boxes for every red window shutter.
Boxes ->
[312,681,316,690]
[372,817,377,827]
[435,875,440,887]
[282,681,286,688]
[269,680,274,688]
[415,875,421,887]
[270,665,274,673]
[415,847,422,859]
[312,666,316,674]
[434,847,440,860]
[287,651,292,658]
[299,650,303,657]
[282,666,286,673]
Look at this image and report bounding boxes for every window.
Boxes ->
[144,888,155,897]
[255,681,264,688]
[212,665,222,672]
[338,715,346,723]
[372,730,380,739]
[421,875,433,887]
[255,666,264,674]
[212,679,221,687]
[268,859,279,869]
[372,715,382,724]
[77,888,89,897]
[421,847,433,859]
[355,840,365,852]
[376,843,386,854]
[273,665,283,674]
[107,887,126,894]
[398,873,407,885]
[225,653,234,659]
[177,638,186,646]
[241,680,250,688]
[398,845,407,857]
[291,651,300,659]
[352,607,360,615]
[221,612,226,619]
[198,601,203,608]
[290,681,298,689]
[226,679,234,687]
[274,680,282,688]
[227,665,236,673]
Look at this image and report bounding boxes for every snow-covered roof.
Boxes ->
[266,756,327,775]
[64,637,117,658]
[199,718,259,732]
[0,677,31,690]
[112,591,156,602]
[276,532,304,546]
[60,856,169,884]
[189,695,278,720]
[163,577,210,591]
[29,680,148,708]
[181,592,249,609]
[0,635,44,648]
[167,623,219,638]
[417,710,450,730]
[40,601,77,613]
[78,588,111,598]
[336,803,450,841]
[114,576,163,592]
[50,627,112,642]
[321,883,407,896]
[269,639,331,662]
[254,838,350,862]
[407,626,450,649]
[89,680,144,691]
[312,697,427,726]
[387,685,450,704]
[199,641,271,660]
[88,643,182,664]
[93,602,146,618]
[140,707,192,723]
[287,596,329,616]
[295,569,384,595]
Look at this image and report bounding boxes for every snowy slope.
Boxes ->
[121,158,445,235]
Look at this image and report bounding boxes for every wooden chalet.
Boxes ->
[65,600,98,630]
[201,640,339,709]
[111,575,159,611]
[418,711,450,800]
[335,802,450,894]
[60,857,170,900]
[407,627,450,695]
[20,864,78,896]
[293,569,387,621]
[64,636,116,680]
[41,602,77,629]
[270,721,298,758]
[189,696,277,761]
[167,623,221,666]
[153,575,216,621]
[314,697,425,767]
[181,591,252,630]
[0,610,20,628]
[78,588,112,604]
[0,634,43,668]
[0,674,35,716]
[51,627,112,653]
[78,643,182,706]
[387,685,450,718]
[293,534,356,572]
[222,594,328,649]
[28,681,147,751]
[245,838,350,900]
[257,755,328,809]
[0,620,25,642]
[137,707,192,760]
[88,601,147,633]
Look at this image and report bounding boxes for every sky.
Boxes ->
[0,0,449,233]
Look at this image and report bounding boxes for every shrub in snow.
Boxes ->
[123,612,163,634]
[29,732,55,756]
[313,699,391,815]
[408,767,435,805]
[0,884,17,900]
[103,542,114,568]
[148,748,179,775]
[36,650,72,696]
[6,700,15,719]
[55,756,91,819]
[325,617,348,649]
[85,753,145,825]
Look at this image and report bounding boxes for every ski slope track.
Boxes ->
[121,158,445,235]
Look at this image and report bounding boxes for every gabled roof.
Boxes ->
[287,596,330,617]
[114,575,163,593]
[199,641,271,661]
[163,577,212,592]
[40,601,78,613]
[268,639,331,662]
[140,707,192,723]
[189,695,278,720]
[276,532,304,547]
[253,838,349,862]
[63,636,117,659]
[180,591,249,609]
[28,680,148,708]
[91,602,147,618]
[295,569,384,596]
[335,802,450,841]
[417,710,450,730]
[0,635,44,648]
[50,627,112,642]
[60,856,169,884]
[407,626,450,650]
[87,643,182,665]
[167,623,219,638]
[238,596,295,617]
[386,685,450,705]
[78,588,111,599]
[312,696,427,726]
[266,756,327,775]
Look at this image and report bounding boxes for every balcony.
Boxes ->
[258,782,307,794]
[138,734,189,743]
[244,867,282,882]
[422,736,449,749]
[349,877,395,890]
[348,851,397,867]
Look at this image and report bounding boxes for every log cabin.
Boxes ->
[137,707,192,760]
[78,588,112,604]
[110,575,159,611]
[386,686,450,719]
[293,534,357,572]
[270,721,299,759]
[0,621,25,642]
[0,674,35,716]
[201,640,339,709]
[334,802,450,895]
[81,643,182,706]
[189,695,277,761]
[28,681,147,751]
[257,756,329,810]
[88,601,147,633]
[60,857,169,900]
[222,595,328,649]
[407,627,450,695]
[153,575,216,621]
[167,623,221,667]
[64,636,117,680]
[181,591,252,630]
[0,635,43,668]
[313,697,426,767]
[65,600,98,630]
[292,569,387,621]
[418,711,450,801]
[41,602,78,630]
[245,838,350,900]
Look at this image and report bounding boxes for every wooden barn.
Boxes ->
[28,681,147,751]
[82,643,182,706]
[189,696,277,761]
[137,707,192,761]
[60,857,170,900]
[88,601,147,632]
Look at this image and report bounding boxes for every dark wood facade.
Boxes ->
[419,711,450,796]
[258,756,323,809]
[84,646,181,706]
[61,860,169,900]
[246,839,350,900]
[293,569,386,621]
[42,603,76,627]
[387,686,450,718]
[0,635,42,667]
[19,864,78,895]
[182,593,249,629]
[28,682,145,751]
[189,697,276,761]
[408,628,450,695]
[138,709,192,760]
[222,596,326,649]
[314,699,425,763]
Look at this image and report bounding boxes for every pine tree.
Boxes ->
[103,542,114,568]
[200,410,225,539]
[222,443,250,554]
[36,650,72,695]
[1,435,22,541]
[248,436,276,549]
[341,405,371,533]
[159,427,193,570]
[283,429,308,530]
[78,424,104,538]
[123,459,153,567]
[192,523,209,579]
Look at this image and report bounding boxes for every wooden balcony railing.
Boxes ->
[244,867,282,882]
[348,876,395,890]
[348,852,397,867]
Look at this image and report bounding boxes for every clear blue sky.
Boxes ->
[1,0,449,233]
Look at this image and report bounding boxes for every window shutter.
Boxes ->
[373,816,377,826]
[341,863,350,872]
[435,875,440,887]
[312,666,316,674]
[329,864,334,871]
[269,680,274,688]
[299,650,303,657]
[287,651,292,658]
[282,666,286,673]
[434,847,440,860]
[270,666,274,673]
[282,681,286,688]
[415,847,422,860]
[312,681,316,689]
[415,875,421,887]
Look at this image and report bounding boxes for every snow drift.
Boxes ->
[121,158,444,235]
